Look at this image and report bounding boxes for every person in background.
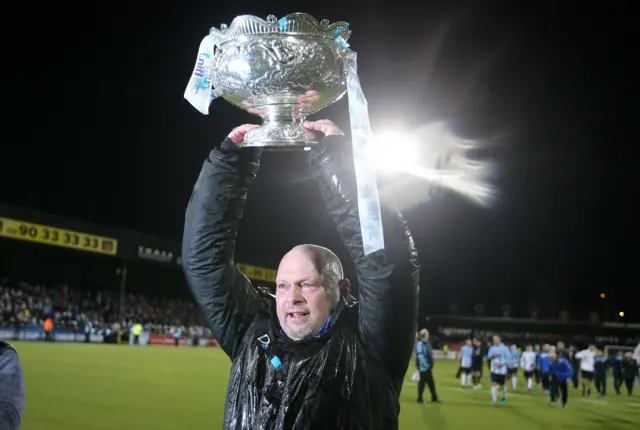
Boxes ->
[459,339,474,388]
[507,344,520,391]
[622,352,639,396]
[43,317,53,341]
[131,322,142,345]
[0,341,26,430]
[568,345,580,389]
[593,349,609,397]
[84,320,93,343]
[471,338,485,390]
[533,344,542,388]
[611,350,624,395]
[171,325,183,347]
[410,332,420,382]
[537,345,551,394]
[520,345,537,392]
[487,335,510,406]
[549,350,573,409]
[486,341,493,373]
[575,344,596,397]
[416,329,441,404]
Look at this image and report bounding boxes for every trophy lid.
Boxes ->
[210,13,351,46]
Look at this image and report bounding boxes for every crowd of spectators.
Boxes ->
[0,276,209,337]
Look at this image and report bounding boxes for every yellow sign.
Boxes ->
[237,263,276,283]
[0,216,118,256]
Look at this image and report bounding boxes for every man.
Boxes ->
[611,350,624,395]
[520,345,536,391]
[487,335,510,406]
[575,344,596,397]
[567,344,580,389]
[533,344,542,388]
[182,120,419,429]
[459,339,474,388]
[507,344,520,391]
[470,338,484,390]
[622,352,639,395]
[549,351,573,409]
[410,332,420,382]
[0,341,26,430]
[593,349,609,397]
[415,329,441,404]
[537,345,552,394]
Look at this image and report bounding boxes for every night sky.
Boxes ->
[4,1,636,320]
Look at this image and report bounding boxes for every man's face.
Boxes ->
[275,248,333,341]
[492,336,500,346]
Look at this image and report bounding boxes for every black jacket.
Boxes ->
[622,358,639,379]
[182,136,419,430]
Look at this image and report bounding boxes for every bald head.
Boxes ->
[275,245,344,340]
[293,245,342,292]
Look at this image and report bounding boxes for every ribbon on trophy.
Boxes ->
[184,35,219,115]
[342,50,385,256]
[330,23,385,255]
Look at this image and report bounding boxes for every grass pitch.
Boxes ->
[14,342,639,429]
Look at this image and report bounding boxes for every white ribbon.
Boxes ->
[345,51,385,255]
[184,35,218,114]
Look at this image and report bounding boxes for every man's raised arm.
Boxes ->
[182,127,264,359]
[307,130,420,378]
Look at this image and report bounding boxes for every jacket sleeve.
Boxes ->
[308,136,420,378]
[0,347,25,430]
[182,138,265,359]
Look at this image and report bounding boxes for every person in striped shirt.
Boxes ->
[459,339,474,388]
[507,344,520,390]
[487,335,510,406]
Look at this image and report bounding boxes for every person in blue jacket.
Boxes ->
[415,329,441,404]
[537,345,552,394]
[549,351,573,408]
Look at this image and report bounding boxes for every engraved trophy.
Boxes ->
[185,13,386,255]
[185,13,351,150]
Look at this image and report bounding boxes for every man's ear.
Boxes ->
[338,279,351,299]
[338,279,358,307]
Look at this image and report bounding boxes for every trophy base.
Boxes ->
[243,124,318,151]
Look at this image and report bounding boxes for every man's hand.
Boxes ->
[303,119,344,137]
[228,124,260,145]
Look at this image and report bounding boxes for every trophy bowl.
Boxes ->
[210,13,351,149]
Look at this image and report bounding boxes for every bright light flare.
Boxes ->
[619,311,625,318]
[368,122,497,207]
[370,131,420,173]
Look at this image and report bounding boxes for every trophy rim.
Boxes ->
[215,32,348,48]
[210,13,351,46]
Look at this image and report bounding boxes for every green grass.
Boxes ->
[14,342,639,429]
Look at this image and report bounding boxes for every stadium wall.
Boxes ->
[0,327,104,343]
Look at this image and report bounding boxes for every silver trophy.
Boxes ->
[207,13,351,149]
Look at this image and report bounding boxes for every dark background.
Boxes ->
[3,1,636,320]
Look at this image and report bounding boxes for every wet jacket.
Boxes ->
[0,341,26,430]
[182,136,419,430]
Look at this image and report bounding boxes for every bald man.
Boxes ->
[182,120,419,430]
